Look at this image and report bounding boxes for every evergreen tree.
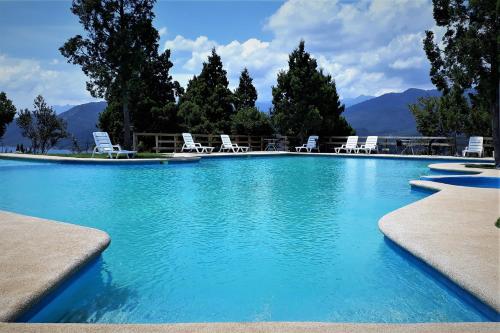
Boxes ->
[60,0,164,148]
[271,41,353,141]
[423,0,499,166]
[231,107,273,136]
[234,68,257,110]
[98,49,183,141]
[231,68,272,135]
[178,49,234,133]
[0,92,16,139]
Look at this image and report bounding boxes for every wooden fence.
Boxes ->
[133,132,494,156]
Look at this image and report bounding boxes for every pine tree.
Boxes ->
[234,68,257,110]
[60,0,166,148]
[178,49,234,133]
[231,68,272,135]
[271,41,353,142]
[98,49,183,140]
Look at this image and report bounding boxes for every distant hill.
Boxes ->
[53,104,76,114]
[1,101,106,149]
[344,88,441,135]
[343,95,375,107]
[1,88,445,149]
[58,101,107,148]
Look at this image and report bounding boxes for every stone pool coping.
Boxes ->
[0,153,199,164]
[0,211,110,322]
[427,162,500,177]
[379,169,499,313]
[1,151,495,164]
[175,150,495,162]
[0,322,499,332]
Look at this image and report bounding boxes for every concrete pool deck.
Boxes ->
[0,151,495,164]
[0,153,199,164]
[1,322,499,332]
[379,173,500,313]
[0,211,110,322]
[174,150,496,162]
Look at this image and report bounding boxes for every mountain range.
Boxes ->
[1,88,441,149]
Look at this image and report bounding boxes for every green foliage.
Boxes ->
[0,91,16,139]
[424,0,499,165]
[60,0,170,148]
[98,49,182,142]
[410,97,444,136]
[234,68,257,110]
[271,41,353,141]
[230,68,272,135]
[410,89,488,138]
[16,95,68,154]
[178,49,234,134]
[231,107,273,135]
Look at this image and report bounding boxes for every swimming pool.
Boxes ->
[421,176,500,189]
[0,157,493,322]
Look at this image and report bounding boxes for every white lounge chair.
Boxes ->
[295,136,319,152]
[462,136,483,157]
[92,132,137,159]
[220,134,249,153]
[335,136,359,154]
[356,136,378,154]
[181,133,214,153]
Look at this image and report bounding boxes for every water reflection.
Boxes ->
[26,258,139,323]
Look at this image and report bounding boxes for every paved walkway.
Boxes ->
[0,211,110,321]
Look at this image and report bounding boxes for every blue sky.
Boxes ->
[0,0,438,109]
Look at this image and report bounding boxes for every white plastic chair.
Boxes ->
[295,136,319,152]
[220,134,249,153]
[92,132,136,159]
[462,136,483,157]
[181,133,214,153]
[356,136,378,154]
[335,136,359,154]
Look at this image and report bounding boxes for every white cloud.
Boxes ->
[165,0,437,100]
[165,36,288,100]
[390,56,425,69]
[0,54,95,109]
[158,26,168,36]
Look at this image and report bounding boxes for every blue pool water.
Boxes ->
[422,176,500,189]
[0,157,493,323]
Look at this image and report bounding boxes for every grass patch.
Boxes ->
[496,218,500,229]
[48,152,171,159]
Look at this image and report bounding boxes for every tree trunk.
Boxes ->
[492,81,500,168]
[122,92,131,149]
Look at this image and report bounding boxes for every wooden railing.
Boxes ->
[133,133,290,153]
[133,132,494,156]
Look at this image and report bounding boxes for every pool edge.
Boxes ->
[1,322,499,333]
[0,211,111,322]
[379,171,500,315]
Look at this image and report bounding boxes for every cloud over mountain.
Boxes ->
[166,0,438,101]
